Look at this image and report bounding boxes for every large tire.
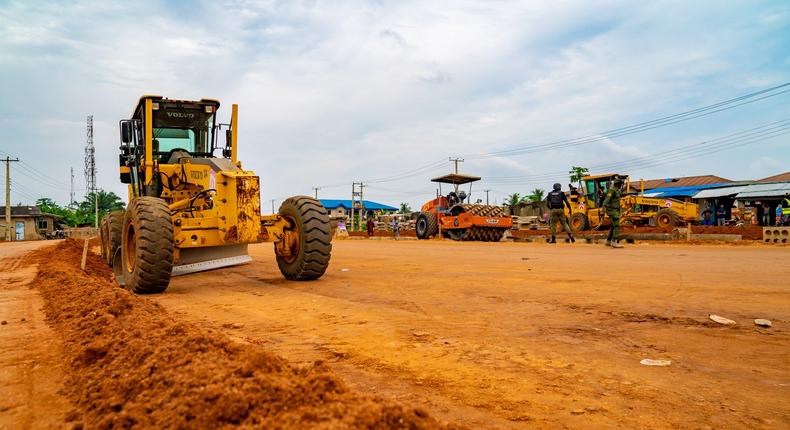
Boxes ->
[415,212,438,239]
[106,211,124,266]
[654,208,680,228]
[569,212,589,232]
[276,196,332,281]
[120,197,174,294]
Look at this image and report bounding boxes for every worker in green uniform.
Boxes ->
[602,176,624,248]
[782,193,790,225]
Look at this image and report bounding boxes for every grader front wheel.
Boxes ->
[118,197,174,294]
[275,196,332,281]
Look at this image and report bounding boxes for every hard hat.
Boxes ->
[553,183,561,191]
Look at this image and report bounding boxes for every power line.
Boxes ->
[483,120,790,185]
[463,82,790,160]
[486,119,790,182]
[0,149,66,188]
[315,82,789,190]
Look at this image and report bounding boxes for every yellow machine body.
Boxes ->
[566,173,699,231]
[119,96,290,272]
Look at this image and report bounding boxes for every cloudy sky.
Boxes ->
[1,0,788,210]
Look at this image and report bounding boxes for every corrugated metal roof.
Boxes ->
[757,171,790,183]
[738,189,790,198]
[638,183,733,198]
[693,186,751,199]
[641,175,732,190]
[319,199,398,211]
[735,182,790,199]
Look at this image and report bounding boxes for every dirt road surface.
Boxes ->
[0,241,72,429]
[1,239,788,428]
[153,240,790,429]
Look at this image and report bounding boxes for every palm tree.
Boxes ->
[506,193,521,212]
[524,188,545,203]
[81,190,126,212]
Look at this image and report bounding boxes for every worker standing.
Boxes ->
[603,176,624,248]
[391,216,400,240]
[546,183,575,244]
[782,193,790,226]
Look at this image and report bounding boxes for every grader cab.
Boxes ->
[415,173,512,241]
[100,95,331,294]
[566,173,699,232]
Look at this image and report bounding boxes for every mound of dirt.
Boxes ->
[31,240,458,429]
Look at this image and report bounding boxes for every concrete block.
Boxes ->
[763,227,790,244]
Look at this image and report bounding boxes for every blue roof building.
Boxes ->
[319,199,398,212]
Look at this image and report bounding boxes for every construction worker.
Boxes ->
[603,176,624,248]
[546,183,575,244]
[782,193,790,225]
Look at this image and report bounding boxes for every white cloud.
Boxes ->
[0,0,788,209]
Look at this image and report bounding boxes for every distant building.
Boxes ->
[0,206,61,241]
[757,171,790,183]
[319,199,398,218]
[640,175,733,192]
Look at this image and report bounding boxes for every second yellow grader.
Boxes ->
[564,173,699,232]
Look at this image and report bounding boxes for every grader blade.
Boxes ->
[172,244,252,277]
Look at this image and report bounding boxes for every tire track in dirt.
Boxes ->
[149,240,790,429]
[0,241,73,430]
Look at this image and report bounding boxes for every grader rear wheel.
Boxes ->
[275,196,332,281]
[570,213,589,232]
[654,208,681,228]
[118,197,174,294]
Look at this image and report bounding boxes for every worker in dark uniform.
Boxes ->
[603,176,624,248]
[546,183,575,244]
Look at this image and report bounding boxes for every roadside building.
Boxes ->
[0,206,62,241]
[319,199,398,218]
[640,175,733,194]
[685,171,790,226]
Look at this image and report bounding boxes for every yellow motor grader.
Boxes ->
[565,173,699,232]
[100,95,331,294]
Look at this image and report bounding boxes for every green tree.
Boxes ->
[569,166,590,184]
[35,190,126,227]
[82,190,125,212]
[78,190,125,227]
[523,188,545,203]
[399,202,412,213]
[506,193,521,212]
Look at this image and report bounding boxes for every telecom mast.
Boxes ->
[84,115,97,227]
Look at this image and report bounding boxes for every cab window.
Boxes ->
[153,128,196,154]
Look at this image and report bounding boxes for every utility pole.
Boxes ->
[350,183,355,232]
[484,189,491,205]
[351,182,365,231]
[269,199,276,215]
[4,157,20,241]
[312,187,320,199]
[70,167,75,205]
[449,157,464,174]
